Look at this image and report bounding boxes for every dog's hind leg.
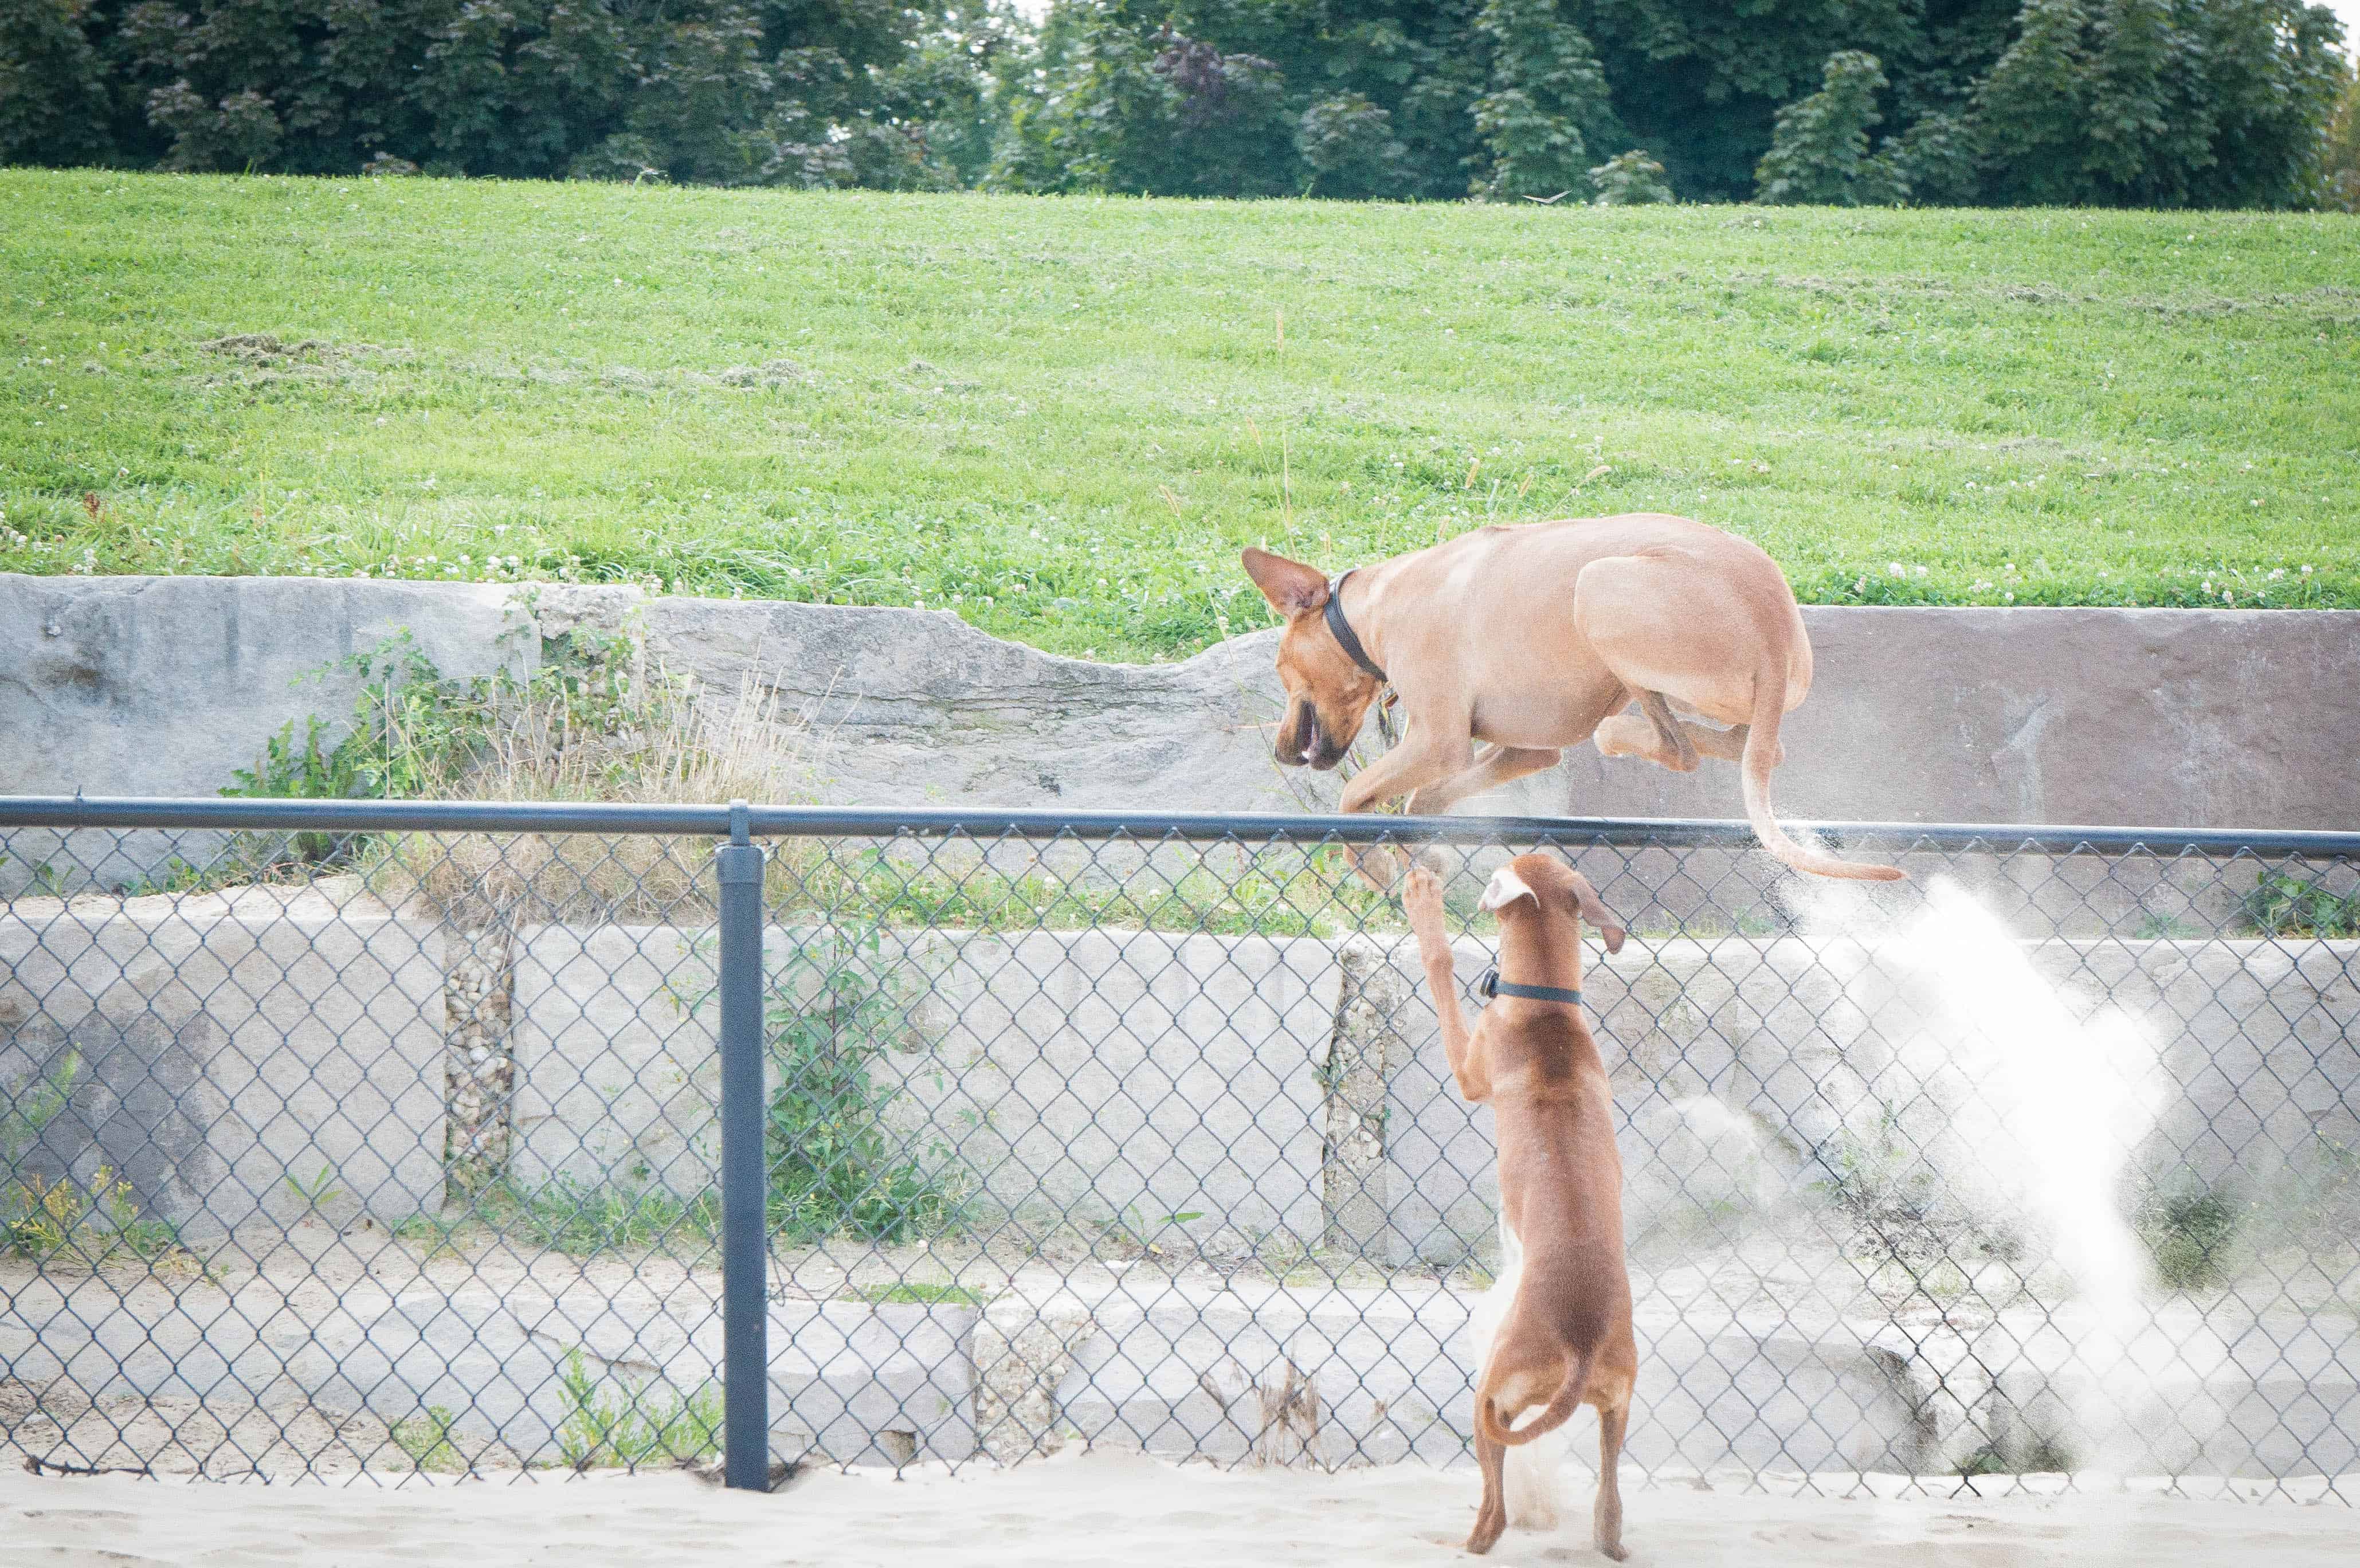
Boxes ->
[1593,696,1695,773]
[1591,1396,1630,1562]
[1598,693,1750,773]
[1637,689,1699,771]
[1676,716,1749,763]
[1467,1425,1509,1555]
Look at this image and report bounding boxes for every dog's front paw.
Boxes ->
[1401,863,1446,932]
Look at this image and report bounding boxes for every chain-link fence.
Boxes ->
[2,797,2355,1499]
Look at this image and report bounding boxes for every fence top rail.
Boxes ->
[0,795,2354,859]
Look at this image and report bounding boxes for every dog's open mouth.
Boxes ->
[1279,703,1347,770]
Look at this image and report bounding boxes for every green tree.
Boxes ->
[2177,0,2350,209]
[1568,0,1928,199]
[1755,49,1891,204]
[993,5,1291,194]
[2322,60,2360,213]
[3,0,999,185]
[1975,0,2347,207]
[1863,111,1979,206]
[1469,0,1620,200]
[6,0,2350,209]
[0,0,119,167]
[1587,146,1672,203]
[1974,0,2096,203]
[1295,91,1404,197]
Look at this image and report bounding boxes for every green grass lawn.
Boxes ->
[3,169,2354,661]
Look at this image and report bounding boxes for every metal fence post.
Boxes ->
[716,799,770,1491]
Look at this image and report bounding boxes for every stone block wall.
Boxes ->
[0,894,447,1235]
[6,895,2350,1263]
[508,924,1344,1244]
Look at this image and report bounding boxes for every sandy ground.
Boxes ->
[2,1452,2356,1568]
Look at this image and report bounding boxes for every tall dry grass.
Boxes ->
[363,662,821,925]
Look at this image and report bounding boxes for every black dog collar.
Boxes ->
[1323,570,1387,683]
[1479,966,1584,1007]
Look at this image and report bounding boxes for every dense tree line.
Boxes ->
[0,0,1015,186]
[2,0,2351,207]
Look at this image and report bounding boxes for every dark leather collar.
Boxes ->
[1323,571,1387,684]
[1479,966,1583,1007]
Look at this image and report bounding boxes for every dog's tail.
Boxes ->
[1478,1349,1593,1449]
[1739,654,1906,883]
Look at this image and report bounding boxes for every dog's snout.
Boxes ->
[1276,700,1328,769]
[1275,698,1353,771]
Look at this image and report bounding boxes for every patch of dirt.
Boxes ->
[716,359,803,389]
[200,334,347,363]
[193,334,407,389]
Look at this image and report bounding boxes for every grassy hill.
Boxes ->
[3,169,2354,661]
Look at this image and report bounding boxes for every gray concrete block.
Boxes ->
[10,577,2353,893]
[1048,1281,1476,1468]
[509,923,720,1195]
[1634,1318,1931,1475]
[1036,1279,1938,1475]
[635,593,1306,814]
[769,1300,979,1465]
[974,1296,1097,1464]
[1527,606,2360,833]
[1896,1303,2360,1480]
[0,901,446,1233]
[636,594,2360,833]
[510,923,1343,1245]
[888,930,1342,1244]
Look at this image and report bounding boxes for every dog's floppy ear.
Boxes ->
[1563,869,1626,954]
[1477,864,1536,913]
[1241,547,1329,618]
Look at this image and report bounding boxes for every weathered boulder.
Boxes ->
[7,574,2356,853]
[0,574,519,892]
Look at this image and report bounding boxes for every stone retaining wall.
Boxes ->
[512,922,2360,1263]
[7,899,2352,1254]
[17,1261,2352,1479]
[6,900,2355,1481]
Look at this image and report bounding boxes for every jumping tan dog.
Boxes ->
[1242,513,1904,882]
[1403,853,1636,1559]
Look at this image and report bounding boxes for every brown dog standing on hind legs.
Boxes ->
[1403,852,1636,1559]
[1241,513,1906,885]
